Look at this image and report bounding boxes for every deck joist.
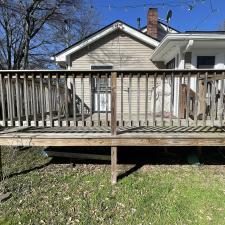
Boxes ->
[0,126,225,147]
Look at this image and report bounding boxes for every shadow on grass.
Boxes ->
[4,146,225,181]
[6,160,53,179]
[43,146,225,181]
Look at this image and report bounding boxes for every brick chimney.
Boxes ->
[147,8,158,39]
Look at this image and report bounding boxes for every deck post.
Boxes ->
[111,72,117,184]
[111,146,117,185]
[0,146,3,181]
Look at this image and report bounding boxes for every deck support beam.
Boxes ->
[111,146,117,185]
[0,146,3,181]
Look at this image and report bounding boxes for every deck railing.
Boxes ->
[0,70,224,134]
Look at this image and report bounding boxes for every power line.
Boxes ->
[91,0,206,11]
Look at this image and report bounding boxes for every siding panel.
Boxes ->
[70,30,162,70]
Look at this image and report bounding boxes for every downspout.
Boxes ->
[183,39,194,53]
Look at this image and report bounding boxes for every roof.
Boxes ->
[151,33,225,61]
[185,31,225,34]
[53,20,160,63]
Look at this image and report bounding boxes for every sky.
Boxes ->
[91,0,225,32]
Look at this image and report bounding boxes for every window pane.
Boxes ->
[197,56,215,69]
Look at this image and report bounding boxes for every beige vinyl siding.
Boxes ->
[70,30,162,70]
[74,76,162,122]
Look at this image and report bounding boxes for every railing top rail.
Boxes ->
[0,69,225,74]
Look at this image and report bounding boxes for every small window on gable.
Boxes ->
[197,56,215,69]
[91,64,113,70]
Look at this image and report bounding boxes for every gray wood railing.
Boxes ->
[0,70,225,134]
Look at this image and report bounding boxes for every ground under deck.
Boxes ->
[1,126,225,147]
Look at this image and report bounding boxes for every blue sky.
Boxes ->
[92,0,225,32]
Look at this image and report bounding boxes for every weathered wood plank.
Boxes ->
[89,75,93,126]
[186,72,191,126]
[120,73,124,126]
[15,73,21,126]
[24,74,29,126]
[194,73,199,126]
[178,73,182,126]
[153,73,157,126]
[111,72,117,136]
[31,74,37,126]
[111,146,117,185]
[203,72,208,126]
[0,74,6,126]
[48,74,53,127]
[145,73,148,125]
[170,72,174,126]
[219,72,224,126]
[161,73,165,126]
[39,74,45,126]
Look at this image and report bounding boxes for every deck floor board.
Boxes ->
[1,126,225,147]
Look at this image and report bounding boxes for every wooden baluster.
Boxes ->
[89,74,93,126]
[31,74,37,126]
[56,73,61,126]
[219,72,225,126]
[161,73,165,126]
[178,73,182,126]
[153,73,157,126]
[129,73,132,126]
[19,82,23,116]
[194,73,199,126]
[8,73,13,126]
[15,73,21,126]
[0,74,6,126]
[6,79,9,121]
[203,72,208,126]
[39,74,45,126]
[48,74,53,127]
[97,73,100,126]
[211,72,216,126]
[72,74,77,126]
[36,85,40,115]
[64,74,69,127]
[186,72,191,126]
[170,72,174,126]
[28,84,31,115]
[137,73,140,125]
[11,79,15,119]
[24,74,29,126]
[106,73,109,126]
[120,73,124,126]
[81,73,85,126]
[111,72,117,136]
[145,73,148,126]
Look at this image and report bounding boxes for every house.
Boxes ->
[52,8,225,121]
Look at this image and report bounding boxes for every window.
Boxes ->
[197,56,215,69]
[166,58,175,69]
[91,64,113,70]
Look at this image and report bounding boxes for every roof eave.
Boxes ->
[152,33,225,61]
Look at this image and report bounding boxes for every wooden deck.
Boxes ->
[1,69,225,183]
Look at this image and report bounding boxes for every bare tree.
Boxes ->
[0,0,99,69]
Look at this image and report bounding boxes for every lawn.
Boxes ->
[0,146,225,225]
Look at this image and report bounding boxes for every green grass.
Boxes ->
[0,147,225,225]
